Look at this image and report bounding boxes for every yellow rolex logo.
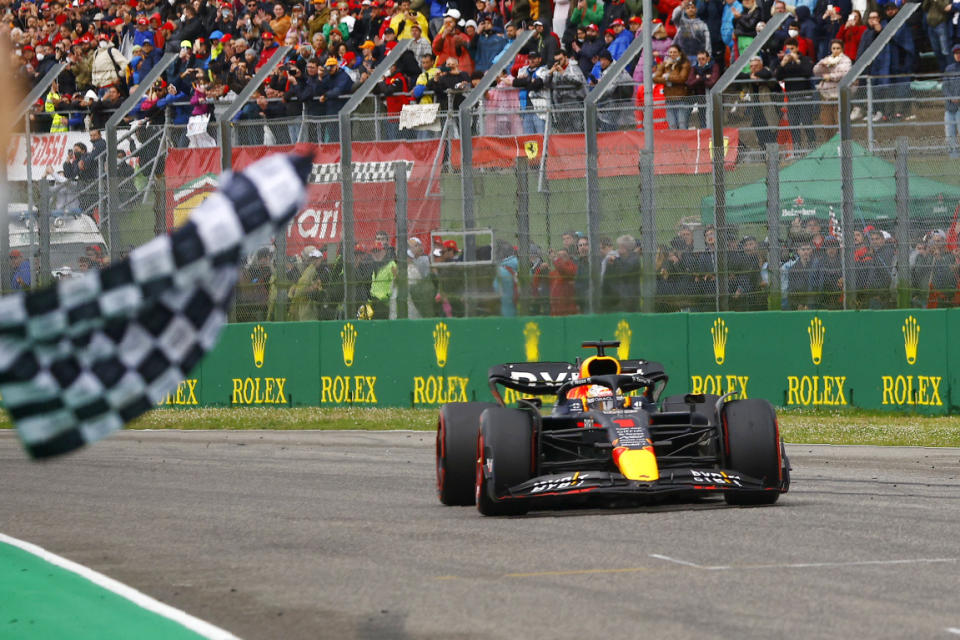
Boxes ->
[523,322,541,362]
[902,316,919,365]
[808,317,825,365]
[251,325,267,368]
[341,322,357,367]
[616,319,632,360]
[711,318,728,365]
[524,141,539,160]
[433,322,451,368]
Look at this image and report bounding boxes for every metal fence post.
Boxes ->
[0,161,8,292]
[394,160,409,319]
[458,31,534,267]
[4,63,66,291]
[585,35,643,314]
[765,143,781,310]
[639,148,656,313]
[25,115,34,232]
[838,3,917,310]
[339,40,412,317]
[104,52,176,261]
[457,32,534,318]
[708,13,789,311]
[894,136,910,308]
[516,156,530,316]
[218,45,291,172]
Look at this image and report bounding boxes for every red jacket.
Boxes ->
[382,72,414,114]
[836,23,866,61]
[432,29,474,75]
[549,255,579,316]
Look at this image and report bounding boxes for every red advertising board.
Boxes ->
[449,128,740,178]
[165,140,443,255]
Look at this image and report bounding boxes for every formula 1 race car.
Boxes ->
[436,341,790,515]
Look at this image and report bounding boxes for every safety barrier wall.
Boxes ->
[162,309,957,414]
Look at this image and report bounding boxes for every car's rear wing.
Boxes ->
[487,360,668,405]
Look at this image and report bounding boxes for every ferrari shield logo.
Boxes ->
[524,141,539,160]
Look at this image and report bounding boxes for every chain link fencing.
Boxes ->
[9,73,960,319]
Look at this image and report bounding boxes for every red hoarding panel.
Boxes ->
[166,140,442,255]
[450,128,739,178]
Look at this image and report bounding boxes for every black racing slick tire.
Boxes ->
[721,398,783,506]
[476,407,534,516]
[661,393,721,425]
[437,402,498,506]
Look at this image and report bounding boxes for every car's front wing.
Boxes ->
[501,468,780,501]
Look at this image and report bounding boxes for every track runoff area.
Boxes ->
[0,533,237,640]
[2,430,960,639]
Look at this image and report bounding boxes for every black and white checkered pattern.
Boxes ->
[0,153,311,459]
[308,161,413,185]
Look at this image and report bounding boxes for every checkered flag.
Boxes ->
[0,153,312,459]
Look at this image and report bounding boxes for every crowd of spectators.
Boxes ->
[232,212,960,321]
[10,0,960,138]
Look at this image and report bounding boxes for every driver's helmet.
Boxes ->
[585,385,619,411]
[571,355,626,411]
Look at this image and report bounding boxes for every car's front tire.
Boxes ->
[476,407,534,516]
[436,402,498,506]
[720,398,783,506]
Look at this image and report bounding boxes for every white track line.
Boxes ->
[946,628,960,635]
[0,532,240,640]
[650,554,957,572]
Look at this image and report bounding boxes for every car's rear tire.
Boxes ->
[661,393,721,424]
[476,407,534,516]
[721,398,783,506]
[436,402,498,506]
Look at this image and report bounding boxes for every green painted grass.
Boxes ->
[4,406,960,447]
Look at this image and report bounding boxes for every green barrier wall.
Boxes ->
[172,310,957,414]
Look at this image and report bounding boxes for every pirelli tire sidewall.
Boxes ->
[476,407,534,516]
[436,402,499,506]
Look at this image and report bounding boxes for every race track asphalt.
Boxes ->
[1,430,959,640]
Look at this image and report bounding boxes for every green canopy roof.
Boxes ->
[701,136,960,225]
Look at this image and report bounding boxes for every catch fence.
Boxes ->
[9,69,960,320]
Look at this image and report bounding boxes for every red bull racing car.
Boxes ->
[436,341,790,515]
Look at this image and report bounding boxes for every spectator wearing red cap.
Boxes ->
[256,29,281,68]
[607,16,633,59]
[573,22,605,76]
[209,4,239,42]
[156,21,177,51]
[9,250,31,290]
[132,14,155,47]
